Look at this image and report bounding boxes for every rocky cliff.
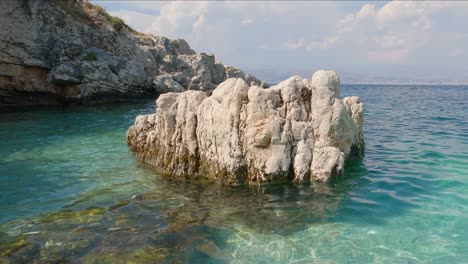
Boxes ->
[0,0,259,107]
[127,70,364,185]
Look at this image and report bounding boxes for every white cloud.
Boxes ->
[380,33,406,49]
[122,1,342,65]
[144,1,210,37]
[313,1,468,63]
[192,14,206,32]
[100,1,468,81]
[337,3,375,34]
[241,17,253,26]
[306,36,340,51]
[284,39,305,50]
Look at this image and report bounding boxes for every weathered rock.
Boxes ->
[311,70,341,97]
[127,70,364,185]
[49,62,83,84]
[224,65,246,79]
[171,39,196,56]
[197,79,249,183]
[0,0,260,107]
[342,95,365,155]
[127,91,208,177]
[153,75,185,94]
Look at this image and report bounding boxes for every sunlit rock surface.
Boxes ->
[127,70,364,184]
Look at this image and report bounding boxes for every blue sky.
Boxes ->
[91,1,468,83]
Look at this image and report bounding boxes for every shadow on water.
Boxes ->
[0,101,156,145]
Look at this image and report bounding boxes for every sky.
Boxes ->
[91,1,468,84]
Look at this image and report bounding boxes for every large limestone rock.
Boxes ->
[127,70,364,185]
[0,0,259,107]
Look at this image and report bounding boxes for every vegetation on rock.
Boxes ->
[110,16,125,31]
[84,51,98,61]
[0,237,27,258]
[82,1,133,32]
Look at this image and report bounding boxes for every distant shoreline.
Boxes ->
[341,83,468,86]
[267,82,468,87]
[248,70,468,87]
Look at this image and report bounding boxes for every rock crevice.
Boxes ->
[127,70,364,185]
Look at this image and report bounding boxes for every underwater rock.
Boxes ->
[127,70,364,184]
[0,237,27,258]
[81,246,169,264]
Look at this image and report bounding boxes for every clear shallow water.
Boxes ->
[0,85,467,263]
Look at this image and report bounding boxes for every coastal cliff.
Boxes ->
[127,70,364,185]
[0,0,259,107]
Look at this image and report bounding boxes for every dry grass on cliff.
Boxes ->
[81,1,137,34]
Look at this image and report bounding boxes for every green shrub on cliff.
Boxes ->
[82,2,139,34]
[84,52,98,61]
[110,16,125,31]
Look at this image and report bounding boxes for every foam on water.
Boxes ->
[0,85,467,263]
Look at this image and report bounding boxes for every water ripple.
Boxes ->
[0,85,467,263]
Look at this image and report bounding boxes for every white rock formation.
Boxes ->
[127,70,364,185]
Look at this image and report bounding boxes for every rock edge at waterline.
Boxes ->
[127,70,364,185]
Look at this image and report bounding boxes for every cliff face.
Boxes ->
[0,0,259,107]
[127,71,364,185]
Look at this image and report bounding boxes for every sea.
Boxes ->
[0,84,467,263]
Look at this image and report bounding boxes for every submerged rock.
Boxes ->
[0,237,27,258]
[127,70,364,184]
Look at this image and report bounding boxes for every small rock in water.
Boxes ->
[72,239,93,249]
[310,248,317,258]
[342,229,350,236]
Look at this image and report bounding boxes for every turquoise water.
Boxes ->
[0,85,467,263]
